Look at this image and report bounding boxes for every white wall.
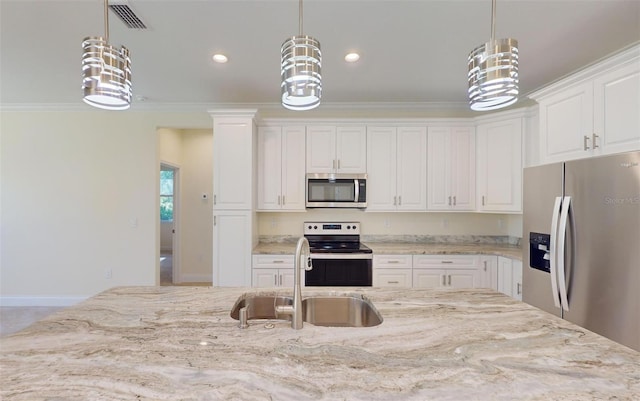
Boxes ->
[0,110,212,305]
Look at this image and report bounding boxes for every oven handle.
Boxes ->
[310,253,373,260]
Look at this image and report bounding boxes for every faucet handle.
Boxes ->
[306,257,313,271]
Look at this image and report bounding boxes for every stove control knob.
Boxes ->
[308,225,313,230]
[352,225,357,229]
[346,225,351,229]
[314,225,318,229]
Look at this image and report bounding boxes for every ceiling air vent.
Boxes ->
[109,1,147,29]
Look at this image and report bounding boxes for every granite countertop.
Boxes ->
[2,286,638,400]
[253,242,523,261]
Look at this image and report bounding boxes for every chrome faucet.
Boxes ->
[275,236,312,329]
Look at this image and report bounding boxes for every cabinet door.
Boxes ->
[374,268,412,287]
[479,255,498,290]
[336,126,367,173]
[497,256,514,296]
[281,126,306,210]
[476,119,522,212]
[593,62,640,155]
[253,268,278,287]
[257,126,283,210]
[450,127,476,210]
[427,127,451,210]
[413,269,445,288]
[213,211,252,286]
[280,269,296,288]
[213,117,255,209]
[396,127,427,210]
[512,260,523,301]
[539,81,594,163]
[306,126,336,173]
[366,127,397,211]
[447,268,480,289]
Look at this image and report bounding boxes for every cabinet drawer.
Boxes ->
[412,254,480,269]
[373,254,412,268]
[252,255,294,269]
[373,268,412,287]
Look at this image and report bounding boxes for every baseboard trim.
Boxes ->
[0,296,87,307]
[178,274,212,283]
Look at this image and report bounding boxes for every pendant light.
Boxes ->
[281,0,322,111]
[467,0,518,111]
[82,0,132,110]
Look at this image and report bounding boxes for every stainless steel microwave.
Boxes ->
[306,173,367,208]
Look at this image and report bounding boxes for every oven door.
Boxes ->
[305,253,373,286]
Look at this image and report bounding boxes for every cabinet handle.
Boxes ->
[273,260,284,264]
[442,275,446,286]
[282,195,285,205]
[517,283,522,295]
[441,260,453,264]
[388,260,400,264]
[393,196,397,206]
[592,133,599,149]
[448,196,452,206]
[482,196,485,206]
[213,216,216,226]
[453,196,457,206]
[398,196,402,205]
[388,281,399,284]
[277,195,281,205]
[338,159,341,169]
[448,275,452,286]
[584,135,590,151]
[214,194,217,205]
[483,261,487,271]
[274,274,278,286]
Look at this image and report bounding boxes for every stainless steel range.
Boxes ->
[304,222,373,286]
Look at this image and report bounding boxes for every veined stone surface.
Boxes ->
[1,286,638,400]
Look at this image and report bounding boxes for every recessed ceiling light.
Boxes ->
[345,52,360,63]
[212,54,228,63]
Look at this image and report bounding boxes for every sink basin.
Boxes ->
[229,294,293,320]
[302,294,383,327]
[230,293,383,327]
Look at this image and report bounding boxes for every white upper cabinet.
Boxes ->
[532,45,640,164]
[476,118,523,213]
[258,126,306,211]
[367,126,427,211]
[306,125,366,173]
[427,126,476,211]
[212,114,256,210]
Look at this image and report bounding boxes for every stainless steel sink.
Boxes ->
[230,293,383,327]
[302,294,383,327]
[229,294,293,320]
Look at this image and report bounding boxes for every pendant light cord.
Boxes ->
[104,0,110,42]
[299,0,303,36]
[490,0,496,41]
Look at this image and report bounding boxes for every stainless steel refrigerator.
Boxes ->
[523,151,640,351]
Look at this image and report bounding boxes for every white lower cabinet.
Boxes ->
[479,255,498,290]
[497,256,523,301]
[412,255,481,289]
[251,255,294,288]
[373,255,412,287]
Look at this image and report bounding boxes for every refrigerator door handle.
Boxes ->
[557,196,571,311]
[549,196,563,309]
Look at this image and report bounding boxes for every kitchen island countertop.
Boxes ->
[254,241,522,261]
[1,286,638,400]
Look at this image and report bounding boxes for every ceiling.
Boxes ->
[1,0,639,113]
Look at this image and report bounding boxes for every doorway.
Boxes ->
[160,163,179,285]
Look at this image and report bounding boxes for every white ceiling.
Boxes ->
[1,0,639,112]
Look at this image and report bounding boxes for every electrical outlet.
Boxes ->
[441,219,449,228]
[105,269,113,279]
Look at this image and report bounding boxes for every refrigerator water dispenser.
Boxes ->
[529,232,551,273]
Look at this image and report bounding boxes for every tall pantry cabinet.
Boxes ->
[211,110,258,287]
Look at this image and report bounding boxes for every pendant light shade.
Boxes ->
[467,0,518,111]
[82,0,132,110]
[281,0,322,110]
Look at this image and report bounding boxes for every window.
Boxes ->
[160,169,174,221]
